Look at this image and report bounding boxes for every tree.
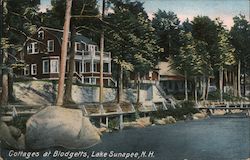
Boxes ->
[191,16,220,100]
[230,15,250,97]
[44,0,100,104]
[56,0,72,106]
[182,18,192,33]
[172,32,196,100]
[106,0,160,103]
[1,0,9,106]
[1,0,40,105]
[215,21,236,101]
[194,40,211,101]
[152,10,182,59]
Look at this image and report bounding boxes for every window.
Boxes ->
[84,62,90,72]
[80,62,83,73]
[93,62,100,72]
[27,44,32,54]
[88,45,95,52]
[38,31,44,39]
[43,60,49,74]
[34,42,38,53]
[24,65,29,75]
[82,43,86,51]
[27,42,38,54]
[50,59,59,73]
[47,40,54,52]
[31,64,37,75]
[91,78,96,84]
[84,78,90,84]
[104,63,109,73]
[75,42,82,52]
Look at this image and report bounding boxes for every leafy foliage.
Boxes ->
[230,15,250,71]
[105,0,160,76]
[152,10,182,59]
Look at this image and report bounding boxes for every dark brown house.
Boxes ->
[21,27,115,86]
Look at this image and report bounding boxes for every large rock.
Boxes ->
[26,106,101,149]
[192,112,207,120]
[136,117,151,127]
[212,110,226,115]
[154,119,166,125]
[124,122,145,128]
[0,121,23,149]
[164,116,176,124]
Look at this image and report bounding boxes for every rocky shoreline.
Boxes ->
[98,111,211,133]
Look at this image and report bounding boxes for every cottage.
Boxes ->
[21,27,115,86]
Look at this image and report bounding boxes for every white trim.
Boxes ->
[75,42,82,52]
[47,40,54,52]
[42,56,59,59]
[80,41,87,50]
[88,44,96,52]
[43,60,49,74]
[27,42,39,54]
[38,31,44,39]
[24,65,30,75]
[40,26,83,35]
[50,59,59,73]
[31,64,37,75]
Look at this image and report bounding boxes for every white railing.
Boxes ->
[77,50,111,60]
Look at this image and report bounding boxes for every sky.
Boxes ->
[40,0,250,29]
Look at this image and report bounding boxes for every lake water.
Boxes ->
[88,116,250,160]
[1,116,250,160]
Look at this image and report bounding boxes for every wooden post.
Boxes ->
[99,117,102,127]
[119,114,123,130]
[106,116,109,128]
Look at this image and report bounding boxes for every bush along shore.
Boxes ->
[99,101,209,132]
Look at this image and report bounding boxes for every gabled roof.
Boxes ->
[38,27,97,45]
[157,61,183,77]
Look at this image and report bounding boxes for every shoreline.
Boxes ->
[98,110,249,133]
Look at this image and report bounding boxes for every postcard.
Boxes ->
[0,0,249,160]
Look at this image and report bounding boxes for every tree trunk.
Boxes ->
[99,31,104,103]
[8,69,16,102]
[117,66,123,103]
[1,48,8,106]
[99,0,105,104]
[243,68,246,96]
[233,69,237,97]
[136,72,140,104]
[205,77,210,100]
[194,76,198,104]
[184,71,188,101]
[224,69,228,86]
[219,67,223,102]
[237,60,241,97]
[64,25,76,104]
[56,0,72,106]
[0,0,8,106]
[200,74,206,101]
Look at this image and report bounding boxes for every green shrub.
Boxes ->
[208,90,245,101]
[10,116,29,133]
[108,118,119,130]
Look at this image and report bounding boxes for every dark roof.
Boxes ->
[39,27,97,45]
